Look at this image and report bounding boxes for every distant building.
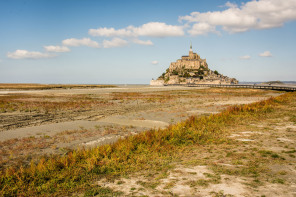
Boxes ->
[150,44,238,85]
[169,42,208,72]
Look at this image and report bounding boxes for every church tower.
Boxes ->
[189,42,194,59]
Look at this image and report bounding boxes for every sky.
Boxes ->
[1,0,296,84]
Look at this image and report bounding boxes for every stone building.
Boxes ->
[169,43,208,72]
[150,44,238,85]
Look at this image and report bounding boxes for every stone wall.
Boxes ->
[150,80,164,86]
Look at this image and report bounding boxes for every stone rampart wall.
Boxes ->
[150,80,164,86]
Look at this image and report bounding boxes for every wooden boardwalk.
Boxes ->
[164,84,296,92]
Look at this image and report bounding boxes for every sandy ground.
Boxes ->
[2,85,293,196]
[0,86,280,155]
[0,86,274,143]
[0,85,197,95]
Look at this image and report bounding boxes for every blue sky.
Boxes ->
[1,0,296,84]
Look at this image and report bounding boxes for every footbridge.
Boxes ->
[164,84,296,92]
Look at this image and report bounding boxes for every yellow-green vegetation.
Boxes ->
[0,83,116,90]
[0,92,295,196]
[0,94,112,113]
[0,88,272,113]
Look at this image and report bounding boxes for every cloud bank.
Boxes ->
[103,38,128,48]
[180,0,296,35]
[44,45,70,52]
[7,50,55,59]
[89,27,133,37]
[62,38,100,48]
[89,22,184,38]
[7,0,296,60]
[87,22,182,48]
[133,39,153,46]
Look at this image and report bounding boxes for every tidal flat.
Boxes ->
[0,85,295,196]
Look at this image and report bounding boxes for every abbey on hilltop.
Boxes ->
[150,44,238,85]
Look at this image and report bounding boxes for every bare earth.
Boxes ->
[1,85,295,196]
[0,85,273,144]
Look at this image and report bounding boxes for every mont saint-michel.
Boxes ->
[151,44,238,85]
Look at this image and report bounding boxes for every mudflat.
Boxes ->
[0,85,277,166]
[2,85,296,196]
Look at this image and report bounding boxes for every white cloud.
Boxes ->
[151,60,159,65]
[7,50,56,59]
[180,0,296,35]
[240,55,251,60]
[89,22,184,38]
[259,51,272,57]
[225,2,238,9]
[188,22,218,36]
[133,39,154,46]
[89,27,133,37]
[62,38,100,48]
[103,38,128,48]
[132,22,184,37]
[44,45,70,52]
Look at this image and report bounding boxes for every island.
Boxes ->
[151,44,238,85]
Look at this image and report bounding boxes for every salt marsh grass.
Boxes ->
[1,91,294,196]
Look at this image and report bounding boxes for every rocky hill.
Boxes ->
[151,45,238,85]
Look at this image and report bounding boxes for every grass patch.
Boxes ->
[0,92,295,196]
[0,94,112,113]
[258,150,285,160]
[272,178,285,184]
[187,173,221,188]
[136,180,160,189]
